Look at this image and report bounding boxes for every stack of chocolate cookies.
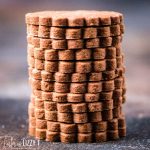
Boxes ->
[26,11,126,143]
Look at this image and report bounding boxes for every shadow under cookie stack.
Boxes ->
[26,11,126,143]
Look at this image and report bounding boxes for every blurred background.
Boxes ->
[0,0,150,116]
[0,0,150,148]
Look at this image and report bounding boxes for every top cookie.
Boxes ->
[25,10,123,27]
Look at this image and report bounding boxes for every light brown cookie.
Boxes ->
[67,93,84,103]
[47,121,60,132]
[84,93,99,102]
[46,131,60,142]
[77,123,92,133]
[45,49,58,61]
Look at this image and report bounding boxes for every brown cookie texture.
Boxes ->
[58,50,74,60]
[67,93,84,103]
[57,103,72,113]
[45,110,57,121]
[102,99,113,110]
[83,27,97,39]
[47,121,60,132]
[118,116,126,128]
[35,98,44,109]
[88,82,102,93]
[100,37,112,47]
[114,77,123,89]
[107,130,119,140]
[31,69,41,80]
[68,16,84,27]
[110,25,121,36]
[26,11,123,27]
[27,36,32,44]
[53,92,68,103]
[93,60,106,72]
[66,28,82,39]
[41,71,54,82]
[33,90,42,99]
[35,108,45,119]
[113,89,123,98]
[41,81,54,92]
[77,123,92,133]
[45,49,58,61]
[85,16,99,26]
[68,39,83,49]
[116,46,122,56]
[28,102,35,117]
[71,73,87,82]
[40,38,52,49]
[26,13,39,25]
[112,36,122,46]
[102,109,113,121]
[119,128,126,137]
[44,101,57,111]
[27,45,34,57]
[70,83,86,94]
[59,61,75,73]
[93,48,105,60]
[102,70,116,80]
[46,131,60,142]
[35,59,44,70]
[95,132,107,142]
[76,61,92,73]
[120,24,125,34]
[27,10,126,143]
[27,24,38,36]
[28,124,35,136]
[75,49,91,60]
[32,37,40,47]
[60,132,76,143]
[31,79,41,90]
[38,25,50,38]
[36,119,47,129]
[88,72,102,81]
[86,38,99,48]
[106,59,117,70]
[28,57,35,68]
[42,91,53,101]
[113,107,122,118]
[88,102,102,112]
[73,113,88,123]
[29,116,36,127]
[107,119,118,130]
[84,93,99,102]
[89,112,102,122]
[52,16,68,26]
[71,103,87,113]
[45,61,58,72]
[52,40,67,49]
[54,82,70,93]
[105,47,116,59]
[58,112,73,123]
[60,123,77,133]
[113,97,122,107]
[50,27,65,39]
[102,80,115,91]
[55,72,71,82]
[100,15,111,25]
[97,27,110,37]
[78,133,92,143]
[39,15,52,26]
[35,128,46,140]
[93,121,107,132]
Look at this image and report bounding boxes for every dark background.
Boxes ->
[0,0,150,149]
